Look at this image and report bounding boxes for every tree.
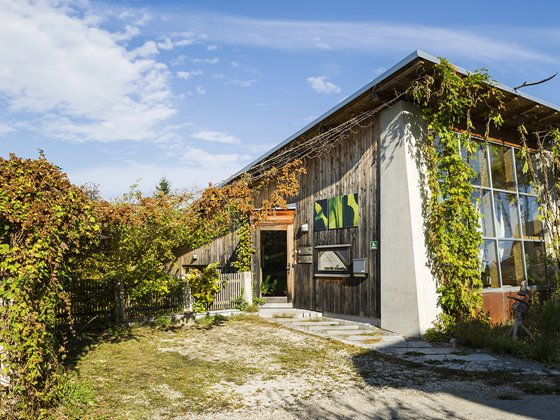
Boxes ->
[79,186,193,320]
[155,177,172,196]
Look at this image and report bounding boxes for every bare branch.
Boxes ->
[513,73,558,92]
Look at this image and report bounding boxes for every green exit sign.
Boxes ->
[369,241,378,250]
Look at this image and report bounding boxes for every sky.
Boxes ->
[1,0,560,199]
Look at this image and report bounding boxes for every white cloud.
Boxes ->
[0,123,16,136]
[176,70,203,80]
[175,13,556,64]
[181,146,249,168]
[129,40,159,58]
[306,76,341,94]
[195,86,206,95]
[191,130,240,144]
[213,73,255,87]
[207,44,218,51]
[312,36,330,50]
[192,57,220,64]
[111,24,140,42]
[156,33,196,50]
[157,38,175,50]
[0,0,175,142]
[68,155,250,199]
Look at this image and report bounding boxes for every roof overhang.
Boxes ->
[221,50,560,186]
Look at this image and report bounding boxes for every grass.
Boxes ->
[53,315,363,418]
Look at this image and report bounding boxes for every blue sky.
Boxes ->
[1,0,559,198]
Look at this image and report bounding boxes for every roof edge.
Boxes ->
[220,50,560,186]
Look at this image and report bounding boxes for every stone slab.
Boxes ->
[307,325,360,331]
[345,335,384,342]
[291,321,340,327]
[321,329,368,336]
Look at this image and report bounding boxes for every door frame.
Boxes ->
[255,210,295,302]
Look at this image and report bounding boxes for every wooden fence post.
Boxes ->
[114,280,126,323]
[242,272,253,306]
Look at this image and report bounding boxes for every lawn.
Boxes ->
[53,315,560,419]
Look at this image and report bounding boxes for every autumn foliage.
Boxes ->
[0,154,306,416]
[0,154,98,416]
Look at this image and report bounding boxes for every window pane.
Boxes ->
[493,192,521,238]
[472,188,495,237]
[461,141,489,187]
[515,149,535,194]
[519,195,543,239]
[480,240,500,288]
[524,242,548,286]
[498,240,525,286]
[488,144,515,191]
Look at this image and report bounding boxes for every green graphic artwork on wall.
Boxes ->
[315,193,358,231]
[343,193,359,227]
[314,199,328,231]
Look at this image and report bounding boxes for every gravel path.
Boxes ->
[164,316,560,419]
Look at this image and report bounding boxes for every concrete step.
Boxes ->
[263,296,289,304]
[258,308,322,319]
[261,302,293,309]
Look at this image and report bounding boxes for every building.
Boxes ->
[177,51,560,336]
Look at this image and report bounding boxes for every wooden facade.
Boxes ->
[177,116,380,318]
[289,116,378,317]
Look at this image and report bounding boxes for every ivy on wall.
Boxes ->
[519,127,560,294]
[409,59,504,327]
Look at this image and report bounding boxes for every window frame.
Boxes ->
[459,135,549,290]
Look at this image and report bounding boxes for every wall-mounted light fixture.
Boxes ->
[192,254,198,261]
[300,223,309,233]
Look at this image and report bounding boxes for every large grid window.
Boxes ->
[461,139,548,288]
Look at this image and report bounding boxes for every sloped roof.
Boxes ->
[222,50,560,185]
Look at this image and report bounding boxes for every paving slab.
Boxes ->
[263,313,559,375]
[345,335,384,341]
[320,329,369,336]
[290,321,340,327]
[306,324,360,331]
[388,347,454,356]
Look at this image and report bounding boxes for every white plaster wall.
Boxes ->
[379,100,440,337]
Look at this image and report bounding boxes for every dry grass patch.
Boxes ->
[54,316,364,418]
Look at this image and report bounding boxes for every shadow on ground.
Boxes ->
[277,349,560,419]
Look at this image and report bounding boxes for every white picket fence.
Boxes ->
[208,272,253,311]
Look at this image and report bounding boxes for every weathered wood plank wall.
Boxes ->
[176,114,379,318]
[289,115,379,318]
[176,230,240,270]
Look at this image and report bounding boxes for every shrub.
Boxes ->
[245,304,260,313]
[252,296,266,306]
[186,263,223,312]
[527,298,560,364]
[155,316,173,330]
[231,292,249,311]
[451,319,493,349]
[0,155,98,416]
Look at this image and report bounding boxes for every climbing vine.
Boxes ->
[0,155,98,416]
[231,222,254,272]
[187,159,306,256]
[409,59,504,328]
[518,127,560,295]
